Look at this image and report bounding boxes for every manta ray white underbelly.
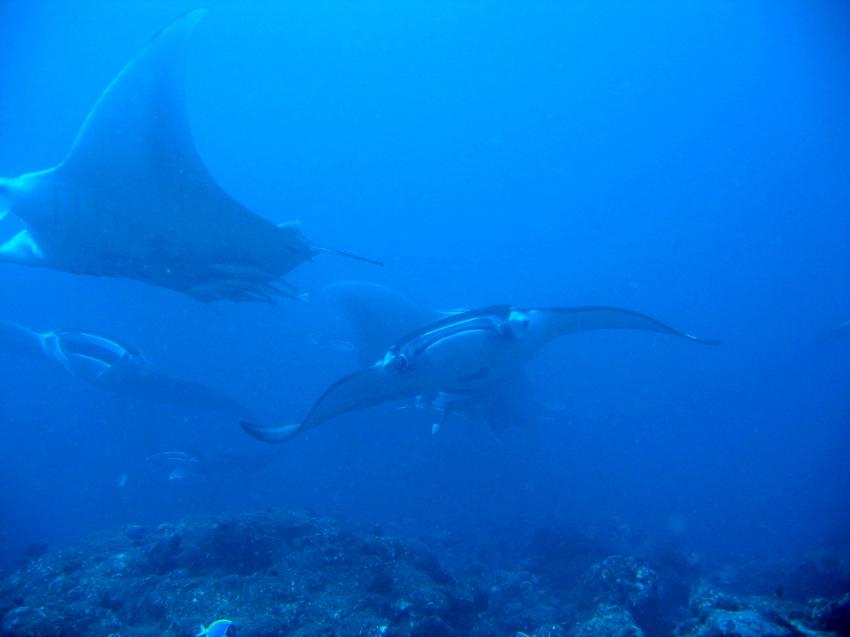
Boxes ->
[0,10,370,302]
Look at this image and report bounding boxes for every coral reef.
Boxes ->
[579,555,662,633]
[0,513,847,637]
[471,569,574,637]
[0,511,481,637]
[571,604,644,637]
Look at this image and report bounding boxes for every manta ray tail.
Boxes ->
[241,421,302,443]
[274,222,382,266]
[310,243,384,266]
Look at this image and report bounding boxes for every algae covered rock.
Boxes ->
[679,580,836,637]
[0,511,481,637]
[472,568,572,637]
[685,609,797,637]
[570,604,644,637]
[580,555,661,633]
[809,592,850,635]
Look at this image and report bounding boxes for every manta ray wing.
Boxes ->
[241,363,423,443]
[528,306,721,349]
[61,9,210,188]
[3,10,314,301]
[0,320,46,358]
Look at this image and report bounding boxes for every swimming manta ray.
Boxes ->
[242,299,719,442]
[0,9,376,302]
[320,280,539,436]
[0,319,252,416]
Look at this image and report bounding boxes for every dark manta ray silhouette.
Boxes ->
[0,10,377,303]
[0,319,251,417]
[242,294,719,443]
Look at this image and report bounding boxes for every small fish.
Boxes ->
[196,619,233,637]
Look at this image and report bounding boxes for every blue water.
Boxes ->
[1,0,848,571]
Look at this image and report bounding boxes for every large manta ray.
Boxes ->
[242,288,720,442]
[0,319,251,417]
[0,10,375,302]
[318,280,540,437]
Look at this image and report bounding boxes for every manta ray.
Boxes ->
[0,319,251,416]
[147,448,282,481]
[0,10,376,302]
[319,280,539,436]
[242,288,719,443]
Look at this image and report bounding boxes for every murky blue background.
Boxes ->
[1,1,848,567]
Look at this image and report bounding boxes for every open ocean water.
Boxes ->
[0,2,848,636]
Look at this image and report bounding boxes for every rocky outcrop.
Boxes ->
[0,511,482,637]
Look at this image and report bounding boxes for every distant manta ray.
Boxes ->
[0,9,378,302]
[147,449,282,481]
[0,319,251,417]
[242,294,720,442]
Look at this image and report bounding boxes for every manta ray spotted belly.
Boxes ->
[0,10,377,302]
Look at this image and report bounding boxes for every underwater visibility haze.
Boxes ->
[0,2,849,635]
